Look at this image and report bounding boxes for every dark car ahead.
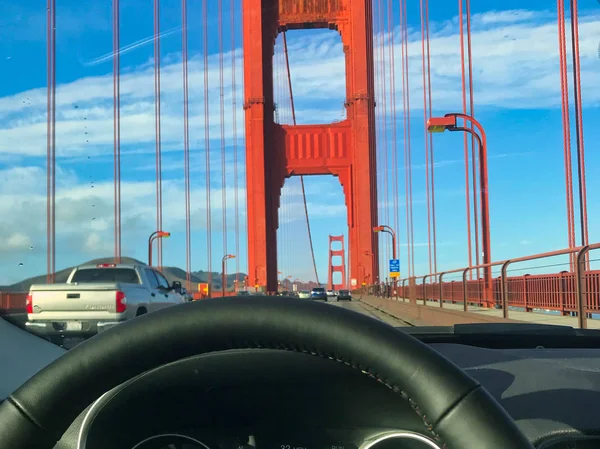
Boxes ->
[310,287,327,301]
[337,290,352,301]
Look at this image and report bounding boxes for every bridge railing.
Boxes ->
[355,242,600,329]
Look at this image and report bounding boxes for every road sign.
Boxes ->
[389,259,400,274]
[389,272,400,278]
[351,278,357,286]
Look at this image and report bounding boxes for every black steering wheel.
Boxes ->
[0,297,533,449]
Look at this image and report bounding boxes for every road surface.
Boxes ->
[326,297,411,327]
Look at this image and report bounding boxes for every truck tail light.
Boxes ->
[26,294,33,314]
[116,291,127,313]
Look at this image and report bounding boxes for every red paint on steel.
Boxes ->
[568,0,589,264]
[557,0,576,271]
[243,0,379,291]
[444,114,492,303]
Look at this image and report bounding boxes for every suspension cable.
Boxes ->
[419,0,432,274]
[202,0,212,285]
[218,0,228,283]
[231,0,240,285]
[283,31,320,285]
[425,0,437,273]
[466,0,479,278]
[399,0,411,279]
[154,0,163,269]
[458,0,472,278]
[557,0,575,271]
[113,0,121,265]
[387,0,400,269]
[182,0,191,290]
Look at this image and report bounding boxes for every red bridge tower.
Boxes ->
[327,235,347,291]
[243,0,379,292]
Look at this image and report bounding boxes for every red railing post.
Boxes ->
[500,260,511,319]
[575,245,589,329]
[439,272,445,308]
[558,271,567,315]
[523,274,530,312]
[462,268,470,312]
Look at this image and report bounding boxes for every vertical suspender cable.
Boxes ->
[419,0,432,275]
[283,31,320,285]
[380,0,391,276]
[388,0,400,268]
[113,0,122,265]
[240,0,247,286]
[182,0,191,290]
[568,0,589,269]
[402,0,415,277]
[557,0,576,271]
[375,0,385,277]
[232,0,240,286]
[425,0,437,273]
[466,0,479,279]
[458,0,472,277]
[399,0,411,279]
[203,0,212,286]
[154,0,163,270]
[46,0,56,283]
[218,0,228,286]
[375,0,383,281]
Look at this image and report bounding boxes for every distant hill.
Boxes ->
[0,257,247,293]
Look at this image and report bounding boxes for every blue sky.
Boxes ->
[0,1,599,285]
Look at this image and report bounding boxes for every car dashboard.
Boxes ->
[42,333,600,449]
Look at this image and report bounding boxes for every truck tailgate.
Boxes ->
[29,283,125,320]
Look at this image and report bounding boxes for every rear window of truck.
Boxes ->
[70,268,140,284]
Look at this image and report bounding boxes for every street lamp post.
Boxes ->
[427,113,492,304]
[148,231,170,267]
[373,225,398,298]
[222,254,235,298]
[373,225,397,259]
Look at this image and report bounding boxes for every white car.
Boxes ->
[298,291,311,299]
[326,290,336,298]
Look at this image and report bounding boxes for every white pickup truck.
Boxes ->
[25,263,185,344]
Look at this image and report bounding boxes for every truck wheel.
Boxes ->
[136,307,147,316]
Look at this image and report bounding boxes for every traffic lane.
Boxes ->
[326,298,411,327]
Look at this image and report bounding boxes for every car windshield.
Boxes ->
[70,268,140,284]
[0,1,597,359]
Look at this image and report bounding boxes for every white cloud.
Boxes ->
[2,9,599,161]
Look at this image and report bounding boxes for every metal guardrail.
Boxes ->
[354,243,600,329]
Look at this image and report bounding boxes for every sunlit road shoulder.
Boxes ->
[325,298,411,327]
